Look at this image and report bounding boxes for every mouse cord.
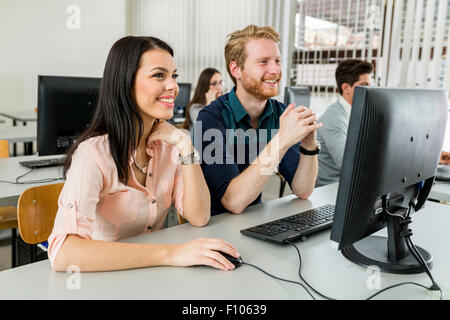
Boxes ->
[0,168,64,185]
[241,262,317,300]
[285,240,442,300]
[285,241,335,300]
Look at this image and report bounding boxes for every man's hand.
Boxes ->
[278,103,322,151]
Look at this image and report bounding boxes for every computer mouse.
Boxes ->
[219,252,243,268]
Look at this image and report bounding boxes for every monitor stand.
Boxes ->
[341,214,433,274]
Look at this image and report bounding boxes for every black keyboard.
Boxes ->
[240,204,335,244]
[19,157,65,169]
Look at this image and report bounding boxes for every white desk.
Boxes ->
[0,183,449,300]
[0,155,64,207]
[0,111,37,124]
[173,117,185,124]
[0,123,36,143]
[429,181,450,202]
[0,112,37,155]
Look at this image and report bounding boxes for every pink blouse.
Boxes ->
[47,134,184,269]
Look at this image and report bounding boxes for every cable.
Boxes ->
[15,168,34,183]
[403,205,441,295]
[241,262,317,300]
[0,168,64,185]
[405,237,442,298]
[364,281,432,300]
[285,240,335,300]
[404,204,442,297]
[284,240,441,300]
[243,194,442,300]
[382,195,406,221]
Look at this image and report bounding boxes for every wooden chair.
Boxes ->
[0,139,18,268]
[0,207,18,268]
[0,140,8,158]
[17,183,64,263]
[177,212,188,225]
[277,172,287,198]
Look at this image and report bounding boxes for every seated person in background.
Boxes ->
[440,151,450,165]
[48,36,239,272]
[316,59,373,187]
[181,68,223,135]
[196,25,321,216]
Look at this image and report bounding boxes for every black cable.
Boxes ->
[0,168,64,185]
[241,262,317,300]
[285,240,335,300]
[285,240,441,300]
[15,168,34,183]
[364,281,432,300]
[243,196,442,300]
[404,204,442,297]
[404,237,442,299]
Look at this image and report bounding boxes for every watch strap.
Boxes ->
[299,144,320,155]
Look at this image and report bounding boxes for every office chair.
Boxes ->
[17,183,64,263]
[284,86,310,108]
[0,140,18,268]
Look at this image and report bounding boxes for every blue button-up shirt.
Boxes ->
[194,87,301,215]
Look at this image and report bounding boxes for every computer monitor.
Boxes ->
[284,86,310,108]
[37,75,101,156]
[330,87,448,274]
[172,82,191,122]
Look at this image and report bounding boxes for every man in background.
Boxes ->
[316,59,373,187]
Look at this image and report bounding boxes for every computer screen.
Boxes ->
[330,87,448,274]
[284,86,310,108]
[37,75,101,156]
[172,82,191,121]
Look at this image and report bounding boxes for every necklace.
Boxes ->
[133,160,148,175]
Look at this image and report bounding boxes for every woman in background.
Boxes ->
[47,36,239,272]
[181,68,223,134]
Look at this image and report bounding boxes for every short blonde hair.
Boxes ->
[225,25,280,85]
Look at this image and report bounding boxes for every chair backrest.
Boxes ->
[0,140,9,158]
[17,183,64,244]
[177,212,187,225]
[284,86,311,108]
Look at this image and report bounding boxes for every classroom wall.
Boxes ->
[0,0,128,114]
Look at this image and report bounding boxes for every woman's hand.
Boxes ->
[205,88,220,106]
[148,120,193,155]
[168,238,240,271]
[440,151,450,165]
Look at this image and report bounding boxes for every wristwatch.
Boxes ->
[299,142,321,155]
[179,149,200,165]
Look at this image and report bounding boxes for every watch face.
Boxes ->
[193,150,200,162]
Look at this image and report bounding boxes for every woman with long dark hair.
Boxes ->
[47,36,239,272]
[181,68,223,132]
